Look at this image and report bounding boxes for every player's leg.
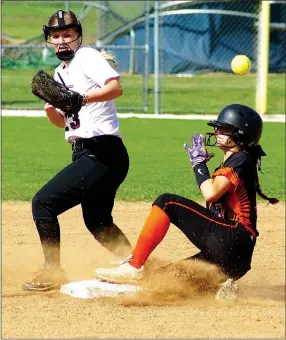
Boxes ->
[31,152,107,256]
[126,193,219,269]
[149,193,255,279]
[81,135,131,258]
[95,193,255,283]
[24,150,112,291]
[81,186,132,258]
[95,194,205,283]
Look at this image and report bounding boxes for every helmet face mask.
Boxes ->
[206,104,263,149]
[55,47,76,61]
[205,125,238,148]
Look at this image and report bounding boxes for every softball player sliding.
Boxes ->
[95,104,278,299]
[23,10,131,291]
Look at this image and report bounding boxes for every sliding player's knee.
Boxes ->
[153,193,173,208]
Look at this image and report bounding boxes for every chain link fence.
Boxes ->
[2,1,285,113]
[155,0,285,114]
[1,1,151,111]
[157,1,261,74]
[93,1,150,111]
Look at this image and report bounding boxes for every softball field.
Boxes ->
[2,200,285,338]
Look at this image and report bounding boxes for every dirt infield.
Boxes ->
[2,201,285,339]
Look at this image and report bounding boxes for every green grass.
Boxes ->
[2,1,142,43]
[2,2,75,40]
[2,117,285,202]
[2,68,285,114]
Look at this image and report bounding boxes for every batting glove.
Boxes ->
[184,133,214,168]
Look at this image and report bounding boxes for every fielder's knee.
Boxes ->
[32,191,56,223]
[83,213,113,234]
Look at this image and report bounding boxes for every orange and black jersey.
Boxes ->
[207,150,258,236]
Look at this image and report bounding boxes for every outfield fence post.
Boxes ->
[143,0,150,111]
[154,0,160,115]
[256,0,271,115]
[65,1,70,12]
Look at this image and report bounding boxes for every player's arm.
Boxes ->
[44,103,65,128]
[184,133,238,203]
[200,176,233,202]
[83,78,122,104]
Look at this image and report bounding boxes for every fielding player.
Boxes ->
[23,10,131,291]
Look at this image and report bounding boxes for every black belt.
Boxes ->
[71,137,96,152]
[71,135,121,153]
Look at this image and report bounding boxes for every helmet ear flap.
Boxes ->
[43,25,49,41]
[231,131,245,147]
[231,130,256,148]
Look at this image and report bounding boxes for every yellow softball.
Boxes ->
[231,55,252,75]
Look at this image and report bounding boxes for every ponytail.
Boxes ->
[247,145,279,205]
[256,182,279,205]
[101,51,118,69]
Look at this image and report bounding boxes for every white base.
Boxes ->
[60,279,141,299]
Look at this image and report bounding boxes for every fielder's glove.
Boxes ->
[184,133,215,168]
[31,69,84,115]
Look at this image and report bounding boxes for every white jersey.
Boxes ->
[54,46,122,143]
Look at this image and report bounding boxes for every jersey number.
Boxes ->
[215,203,225,218]
[64,111,80,131]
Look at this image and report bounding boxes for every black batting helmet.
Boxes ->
[207,104,263,148]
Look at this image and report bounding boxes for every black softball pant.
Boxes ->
[32,135,129,232]
[153,193,256,280]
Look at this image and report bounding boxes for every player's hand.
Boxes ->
[184,133,214,168]
[44,102,56,112]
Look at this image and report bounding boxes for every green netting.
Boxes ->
[2,47,60,69]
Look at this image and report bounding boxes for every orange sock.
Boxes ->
[129,205,170,268]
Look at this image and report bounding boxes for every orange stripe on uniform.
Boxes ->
[163,201,239,228]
